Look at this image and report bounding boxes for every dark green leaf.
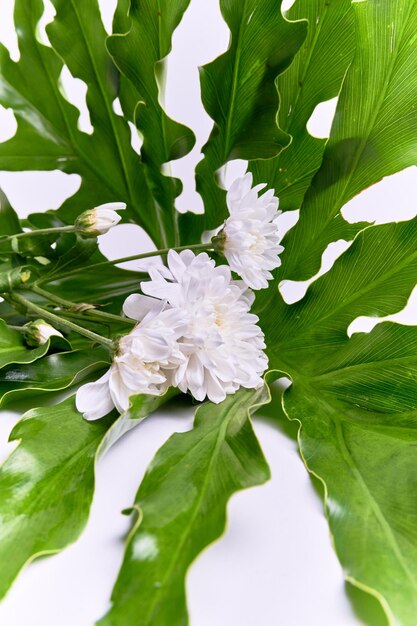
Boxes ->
[0,0,162,245]
[250,0,355,211]
[180,0,307,243]
[99,388,270,626]
[108,0,195,248]
[0,189,21,236]
[0,347,109,407]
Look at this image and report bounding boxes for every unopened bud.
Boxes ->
[24,319,64,347]
[75,202,125,238]
[0,267,31,292]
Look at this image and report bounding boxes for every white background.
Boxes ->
[0,0,415,624]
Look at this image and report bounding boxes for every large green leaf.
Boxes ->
[264,217,417,622]
[250,0,355,211]
[0,0,165,245]
[0,390,175,599]
[282,322,417,625]
[279,0,417,281]
[180,0,307,243]
[98,388,271,626]
[265,219,417,362]
[108,0,196,248]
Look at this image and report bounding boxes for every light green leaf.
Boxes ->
[0,0,163,245]
[180,0,307,243]
[250,0,355,211]
[98,387,270,626]
[108,0,196,248]
[283,322,417,625]
[0,391,175,599]
[279,0,417,281]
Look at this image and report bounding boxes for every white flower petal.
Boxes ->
[123,294,159,321]
[76,370,114,421]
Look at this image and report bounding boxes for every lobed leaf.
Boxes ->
[108,0,196,248]
[279,0,417,281]
[0,0,163,245]
[180,0,307,243]
[98,388,271,626]
[251,0,355,212]
[0,391,175,600]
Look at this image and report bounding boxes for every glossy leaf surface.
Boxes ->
[250,0,354,211]
[280,0,417,281]
[180,0,307,242]
[99,388,270,626]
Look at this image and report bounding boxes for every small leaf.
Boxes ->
[99,388,271,626]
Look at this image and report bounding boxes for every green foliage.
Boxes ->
[180,0,307,243]
[0,0,416,624]
[98,388,270,626]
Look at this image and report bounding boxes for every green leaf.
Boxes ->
[0,0,163,245]
[180,0,307,243]
[108,0,196,248]
[98,388,270,626]
[250,0,355,211]
[0,319,56,369]
[265,220,417,362]
[279,0,417,281]
[0,390,176,599]
[282,322,417,625]
[0,189,21,236]
[0,348,109,407]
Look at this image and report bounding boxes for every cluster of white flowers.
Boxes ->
[76,175,283,420]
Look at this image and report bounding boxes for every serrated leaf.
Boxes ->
[279,0,417,281]
[282,322,417,625]
[0,391,176,599]
[0,0,164,245]
[108,0,196,248]
[180,0,307,243]
[250,0,355,211]
[98,388,270,626]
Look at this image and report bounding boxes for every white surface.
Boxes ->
[0,1,416,625]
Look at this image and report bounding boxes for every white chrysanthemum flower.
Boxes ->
[139,250,268,404]
[76,301,187,421]
[75,202,125,238]
[24,319,63,347]
[215,173,283,290]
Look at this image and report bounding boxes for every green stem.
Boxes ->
[0,225,75,243]
[29,284,135,326]
[11,292,114,350]
[39,242,214,283]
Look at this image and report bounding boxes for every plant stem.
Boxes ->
[0,225,75,243]
[11,292,114,350]
[29,284,135,326]
[38,242,214,283]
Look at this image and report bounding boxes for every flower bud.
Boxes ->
[24,319,64,347]
[75,202,125,238]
